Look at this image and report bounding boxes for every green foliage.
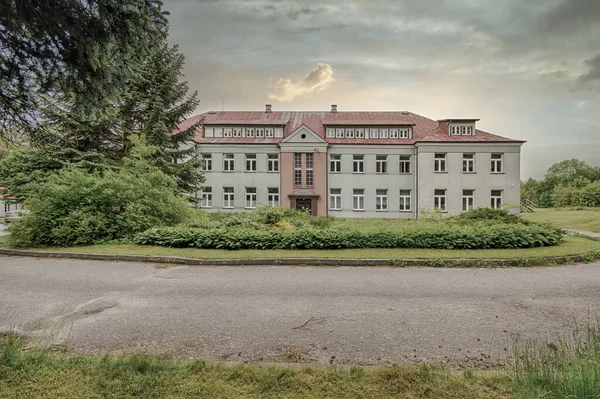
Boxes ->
[8,137,190,247]
[134,221,563,251]
[581,182,600,207]
[552,186,583,207]
[454,207,522,224]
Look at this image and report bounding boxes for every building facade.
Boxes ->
[178,105,524,218]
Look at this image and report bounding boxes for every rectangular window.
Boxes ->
[434,189,446,211]
[369,128,378,138]
[376,155,388,174]
[268,188,279,206]
[451,126,460,135]
[268,154,279,172]
[379,128,389,138]
[389,129,399,138]
[376,189,388,211]
[399,128,411,138]
[399,189,411,211]
[265,128,274,138]
[223,154,235,172]
[223,128,232,137]
[294,153,302,186]
[233,127,242,137]
[4,203,10,213]
[200,187,212,208]
[353,155,364,173]
[353,189,365,211]
[399,155,411,174]
[462,189,475,212]
[245,187,257,209]
[306,153,314,186]
[463,153,474,173]
[491,153,503,173]
[246,128,255,138]
[200,153,212,171]
[434,153,447,172]
[336,128,344,138]
[223,187,234,208]
[256,128,265,138]
[330,188,341,210]
[245,154,256,172]
[356,128,365,138]
[326,128,335,138]
[491,190,503,209]
[330,155,341,173]
[345,128,355,138]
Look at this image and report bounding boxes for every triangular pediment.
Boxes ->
[281,125,326,144]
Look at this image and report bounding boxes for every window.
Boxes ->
[380,128,389,138]
[200,153,212,171]
[464,126,473,135]
[491,190,503,209]
[330,155,341,173]
[223,128,232,137]
[294,153,302,186]
[200,187,212,208]
[246,128,255,137]
[463,153,474,173]
[223,187,234,208]
[4,203,10,213]
[399,128,411,138]
[345,128,355,138]
[353,155,364,173]
[245,154,256,172]
[245,187,257,209]
[434,189,446,211]
[356,128,365,138]
[451,126,460,135]
[336,128,344,138]
[399,190,411,211]
[390,129,399,138]
[268,188,279,206]
[223,154,234,172]
[306,153,314,186]
[265,128,274,138]
[256,128,265,138]
[233,127,242,137]
[491,153,503,173]
[376,189,388,211]
[462,189,475,212]
[353,189,365,211]
[330,188,341,210]
[326,128,335,138]
[369,128,378,138]
[376,155,388,174]
[268,154,279,172]
[399,155,411,174]
[434,153,447,172]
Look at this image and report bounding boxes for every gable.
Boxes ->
[281,125,326,144]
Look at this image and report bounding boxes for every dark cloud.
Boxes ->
[541,0,600,35]
[578,54,600,85]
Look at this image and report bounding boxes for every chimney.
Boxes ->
[265,104,272,113]
[331,104,338,113]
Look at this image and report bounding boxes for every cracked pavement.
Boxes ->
[1,256,599,368]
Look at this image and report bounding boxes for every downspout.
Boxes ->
[415,144,419,219]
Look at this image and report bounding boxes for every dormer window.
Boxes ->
[449,122,476,136]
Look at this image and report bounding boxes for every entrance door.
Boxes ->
[296,198,312,213]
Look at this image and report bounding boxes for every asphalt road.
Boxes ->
[1,256,599,368]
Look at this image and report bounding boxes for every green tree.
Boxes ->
[552,186,582,207]
[544,159,600,188]
[581,182,600,207]
[0,0,166,142]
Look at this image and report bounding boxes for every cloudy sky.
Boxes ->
[166,0,600,179]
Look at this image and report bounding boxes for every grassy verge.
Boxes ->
[0,336,509,399]
[13,235,600,261]
[523,208,600,233]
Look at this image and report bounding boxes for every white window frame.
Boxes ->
[356,128,365,138]
[267,154,279,172]
[336,128,344,138]
[245,154,256,172]
[200,187,212,208]
[434,189,446,211]
[223,128,233,137]
[330,188,342,210]
[246,128,255,138]
[345,128,355,138]
[306,153,314,186]
[267,188,279,206]
[399,128,411,138]
[491,153,503,173]
[294,153,302,186]
[245,187,257,209]
[491,190,503,209]
[233,127,242,137]
[462,189,475,212]
[399,155,411,174]
[256,128,265,138]
[326,128,335,138]
[353,155,364,173]
[369,128,378,138]
[353,189,365,211]
[379,128,389,138]
[434,153,447,173]
[223,187,234,208]
[399,190,411,211]
[223,154,234,172]
[200,153,212,172]
[463,153,475,173]
[376,155,388,174]
[376,189,388,211]
[330,154,341,173]
[265,128,274,138]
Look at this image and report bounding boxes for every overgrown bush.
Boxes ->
[8,140,191,247]
[134,222,563,250]
[454,207,523,224]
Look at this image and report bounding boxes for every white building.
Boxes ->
[178,105,524,217]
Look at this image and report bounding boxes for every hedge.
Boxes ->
[133,223,563,250]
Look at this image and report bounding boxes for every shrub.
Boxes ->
[134,222,563,251]
[454,207,523,224]
[8,162,190,247]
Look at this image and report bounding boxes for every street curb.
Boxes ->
[0,248,594,267]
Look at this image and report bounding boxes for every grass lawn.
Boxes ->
[523,208,600,233]
[0,337,510,399]
[19,235,600,261]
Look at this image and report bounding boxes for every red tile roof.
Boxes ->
[180,111,524,144]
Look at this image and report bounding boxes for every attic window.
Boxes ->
[450,124,474,136]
